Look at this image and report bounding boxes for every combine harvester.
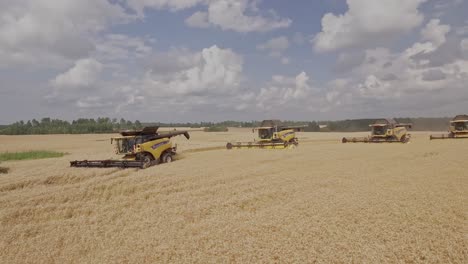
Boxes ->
[226,120,305,149]
[430,114,468,140]
[70,127,190,169]
[342,119,412,143]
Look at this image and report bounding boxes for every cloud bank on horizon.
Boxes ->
[0,0,467,123]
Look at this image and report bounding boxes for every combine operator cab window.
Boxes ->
[115,138,136,153]
[454,122,467,131]
[259,129,273,139]
[372,126,387,136]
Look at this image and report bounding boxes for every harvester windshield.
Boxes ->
[113,137,137,154]
[258,128,273,139]
[372,125,387,136]
[453,121,467,131]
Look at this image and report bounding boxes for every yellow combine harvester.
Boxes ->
[342,119,412,143]
[430,115,468,140]
[226,120,304,149]
[70,127,190,169]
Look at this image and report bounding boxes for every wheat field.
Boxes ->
[0,129,466,263]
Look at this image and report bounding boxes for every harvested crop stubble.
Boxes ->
[0,131,466,263]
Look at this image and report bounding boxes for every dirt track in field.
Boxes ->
[0,129,466,263]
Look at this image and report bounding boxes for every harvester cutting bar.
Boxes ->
[429,134,468,140]
[429,134,452,140]
[226,141,289,149]
[342,137,408,143]
[341,137,369,143]
[70,160,146,169]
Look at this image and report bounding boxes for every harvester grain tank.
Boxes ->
[342,119,412,143]
[70,127,190,169]
[226,120,304,149]
[430,115,468,140]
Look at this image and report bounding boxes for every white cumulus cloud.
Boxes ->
[185,11,211,28]
[126,0,205,16]
[0,0,130,67]
[257,36,289,57]
[52,58,103,89]
[313,0,426,52]
[421,19,451,46]
[184,0,291,32]
[142,45,243,96]
[256,72,314,110]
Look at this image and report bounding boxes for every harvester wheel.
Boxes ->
[161,152,173,163]
[290,138,299,146]
[342,137,347,143]
[226,143,233,149]
[141,153,154,169]
[400,135,409,143]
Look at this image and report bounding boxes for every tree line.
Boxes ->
[0,117,453,135]
[0,118,143,135]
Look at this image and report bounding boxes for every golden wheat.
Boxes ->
[0,130,466,263]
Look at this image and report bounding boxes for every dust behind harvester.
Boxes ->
[342,119,412,143]
[430,115,468,140]
[226,120,304,149]
[70,127,190,169]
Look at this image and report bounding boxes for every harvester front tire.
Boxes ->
[226,143,233,149]
[141,153,154,169]
[161,153,173,163]
[342,138,347,143]
[400,135,409,143]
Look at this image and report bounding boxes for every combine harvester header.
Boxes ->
[430,115,468,140]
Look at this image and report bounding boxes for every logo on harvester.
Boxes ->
[151,141,169,149]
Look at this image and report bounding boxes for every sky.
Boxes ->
[0,0,467,123]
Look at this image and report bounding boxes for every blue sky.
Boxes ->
[0,0,467,123]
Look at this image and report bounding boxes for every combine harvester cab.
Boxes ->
[70,127,190,169]
[342,119,412,143]
[430,115,468,140]
[226,120,304,149]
